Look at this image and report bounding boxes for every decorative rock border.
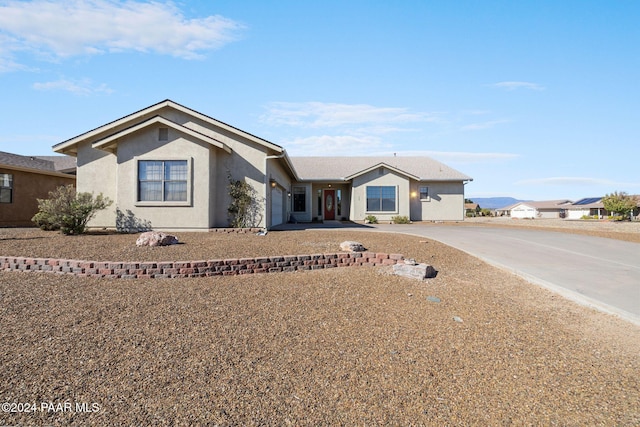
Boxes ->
[0,252,404,279]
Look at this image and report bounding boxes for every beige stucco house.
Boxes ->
[53,100,472,231]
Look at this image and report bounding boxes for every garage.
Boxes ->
[270,186,284,227]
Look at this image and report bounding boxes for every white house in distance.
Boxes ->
[505,200,573,219]
[53,100,472,230]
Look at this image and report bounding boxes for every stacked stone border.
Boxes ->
[0,252,404,279]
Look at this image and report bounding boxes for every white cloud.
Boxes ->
[0,0,244,67]
[462,119,510,131]
[515,177,640,187]
[285,135,392,156]
[490,81,545,91]
[261,102,444,128]
[33,78,113,95]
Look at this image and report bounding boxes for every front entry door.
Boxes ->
[324,189,335,220]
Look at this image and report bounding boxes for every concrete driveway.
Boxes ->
[372,224,640,325]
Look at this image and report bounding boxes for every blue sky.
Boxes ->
[0,0,638,201]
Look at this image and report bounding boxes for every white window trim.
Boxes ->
[135,157,192,207]
[419,185,430,201]
[365,185,399,214]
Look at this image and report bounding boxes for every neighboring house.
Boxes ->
[0,151,76,227]
[464,203,480,217]
[53,100,472,231]
[506,200,573,219]
[565,197,608,219]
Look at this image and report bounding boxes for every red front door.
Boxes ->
[324,189,335,220]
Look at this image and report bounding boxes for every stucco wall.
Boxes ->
[350,168,410,221]
[76,140,117,228]
[409,181,465,221]
[410,181,464,221]
[0,168,75,227]
[115,126,216,230]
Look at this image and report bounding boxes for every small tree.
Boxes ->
[601,191,637,220]
[32,185,112,235]
[227,175,263,228]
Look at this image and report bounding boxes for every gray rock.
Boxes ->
[453,316,463,323]
[427,296,441,303]
[136,231,179,247]
[340,241,366,252]
[393,262,436,280]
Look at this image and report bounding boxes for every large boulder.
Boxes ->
[340,241,366,252]
[393,259,437,280]
[136,231,179,247]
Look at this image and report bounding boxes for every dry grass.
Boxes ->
[1,227,639,425]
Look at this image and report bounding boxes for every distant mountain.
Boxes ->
[468,197,530,209]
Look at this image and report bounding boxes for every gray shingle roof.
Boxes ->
[289,156,472,181]
[0,151,76,173]
[34,155,77,172]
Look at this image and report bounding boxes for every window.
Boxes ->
[366,186,396,212]
[0,173,12,203]
[293,186,306,212]
[138,160,188,202]
[158,128,169,141]
[419,186,429,200]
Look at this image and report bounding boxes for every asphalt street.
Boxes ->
[372,224,640,325]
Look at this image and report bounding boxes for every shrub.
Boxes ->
[391,215,410,224]
[227,175,263,228]
[31,185,112,235]
[364,215,378,224]
[602,191,637,220]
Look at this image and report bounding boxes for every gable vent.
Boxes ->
[158,128,169,141]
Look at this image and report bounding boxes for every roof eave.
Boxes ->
[0,163,77,178]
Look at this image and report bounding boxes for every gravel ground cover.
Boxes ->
[1,227,639,425]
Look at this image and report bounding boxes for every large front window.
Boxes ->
[0,173,12,203]
[366,186,396,212]
[138,160,188,202]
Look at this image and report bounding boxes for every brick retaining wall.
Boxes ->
[0,252,404,279]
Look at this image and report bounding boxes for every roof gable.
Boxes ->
[53,99,282,155]
[344,162,420,181]
[93,116,231,154]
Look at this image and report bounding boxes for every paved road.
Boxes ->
[372,224,640,325]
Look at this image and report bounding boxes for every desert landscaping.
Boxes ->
[1,223,639,425]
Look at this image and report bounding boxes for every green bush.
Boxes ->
[31,185,112,235]
[364,215,378,224]
[391,215,410,224]
[227,175,263,228]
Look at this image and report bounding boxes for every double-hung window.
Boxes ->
[419,186,429,200]
[366,186,396,212]
[0,173,12,203]
[138,160,188,202]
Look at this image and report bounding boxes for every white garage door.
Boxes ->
[271,187,283,227]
